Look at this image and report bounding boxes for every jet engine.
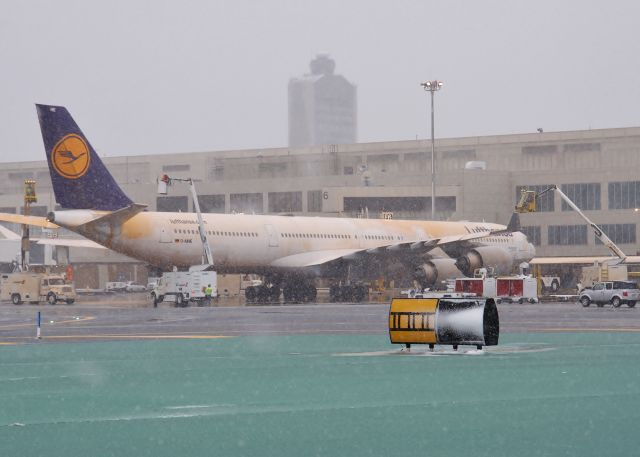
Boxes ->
[455,246,512,277]
[414,259,464,288]
[389,297,499,349]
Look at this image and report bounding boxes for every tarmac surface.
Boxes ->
[2,295,640,456]
[2,294,640,343]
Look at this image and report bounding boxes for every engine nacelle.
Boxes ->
[455,246,513,277]
[414,259,464,288]
[389,297,499,348]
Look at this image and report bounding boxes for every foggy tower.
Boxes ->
[288,55,357,147]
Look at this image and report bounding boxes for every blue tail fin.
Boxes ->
[36,104,133,211]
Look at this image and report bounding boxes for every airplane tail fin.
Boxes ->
[36,104,133,211]
[506,212,521,233]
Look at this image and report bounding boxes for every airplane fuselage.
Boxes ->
[52,210,535,277]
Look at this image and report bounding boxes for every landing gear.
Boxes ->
[245,276,285,304]
[329,284,367,303]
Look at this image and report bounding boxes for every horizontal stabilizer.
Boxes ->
[0,224,21,240]
[0,213,59,229]
[36,238,106,249]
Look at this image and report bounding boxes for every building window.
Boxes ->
[548,225,587,245]
[162,164,190,172]
[258,162,288,177]
[268,192,302,213]
[230,193,263,214]
[609,181,640,210]
[596,224,636,244]
[522,145,557,154]
[208,165,224,180]
[343,166,354,175]
[196,195,225,213]
[520,226,541,246]
[307,190,322,212]
[563,143,601,153]
[561,183,601,211]
[9,172,34,181]
[515,185,554,212]
[157,196,188,212]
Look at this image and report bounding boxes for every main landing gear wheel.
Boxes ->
[245,284,282,304]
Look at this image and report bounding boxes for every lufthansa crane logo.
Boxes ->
[51,134,91,179]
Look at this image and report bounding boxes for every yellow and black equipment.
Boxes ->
[389,297,499,350]
[515,189,538,213]
[22,179,37,270]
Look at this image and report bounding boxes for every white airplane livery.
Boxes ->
[0,105,535,302]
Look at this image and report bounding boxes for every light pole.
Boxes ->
[421,80,443,220]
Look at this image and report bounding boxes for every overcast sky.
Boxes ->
[1,0,639,163]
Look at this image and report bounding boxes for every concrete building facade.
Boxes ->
[1,125,640,286]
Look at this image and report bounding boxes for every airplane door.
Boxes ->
[159,226,173,243]
[264,224,279,247]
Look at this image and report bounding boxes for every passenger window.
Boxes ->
[606,283,613,290]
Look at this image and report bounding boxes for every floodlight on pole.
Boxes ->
[420,80,443,220]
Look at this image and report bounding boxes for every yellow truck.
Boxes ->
[0,272,76,305]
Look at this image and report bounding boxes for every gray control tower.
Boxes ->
[288,55,357,147]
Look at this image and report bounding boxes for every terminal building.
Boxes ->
[1,125,640,287]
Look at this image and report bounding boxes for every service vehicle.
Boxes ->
[125,281,146,292]
[580,264,628,289]
[105,281,127,292]
[146,277,160,291]
[540,275,561,293]
[578,281,639,308]
[0,272,76,305]
[151,269,217,306]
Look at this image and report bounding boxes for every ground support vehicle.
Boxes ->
[151,269,217,307]
[580,264,628,289]
[0,272,76,305]
[454,275,538,303]
[105,281,127,293]
[125,281,146,292]
[578,281,639,308]
[153,175,218,308]
[540,275,561,293]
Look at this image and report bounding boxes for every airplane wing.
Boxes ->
[270,249,364,268]
[531,256,640,265]
[0,212,59,229]
[269,231,497,269]
[0,224,21,240]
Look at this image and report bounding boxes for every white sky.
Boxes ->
[1,0,639,162]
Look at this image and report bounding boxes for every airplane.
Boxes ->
[0,104,535,302]
[0,223,105,266]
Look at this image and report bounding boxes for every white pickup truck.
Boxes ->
[578,281,640,308]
